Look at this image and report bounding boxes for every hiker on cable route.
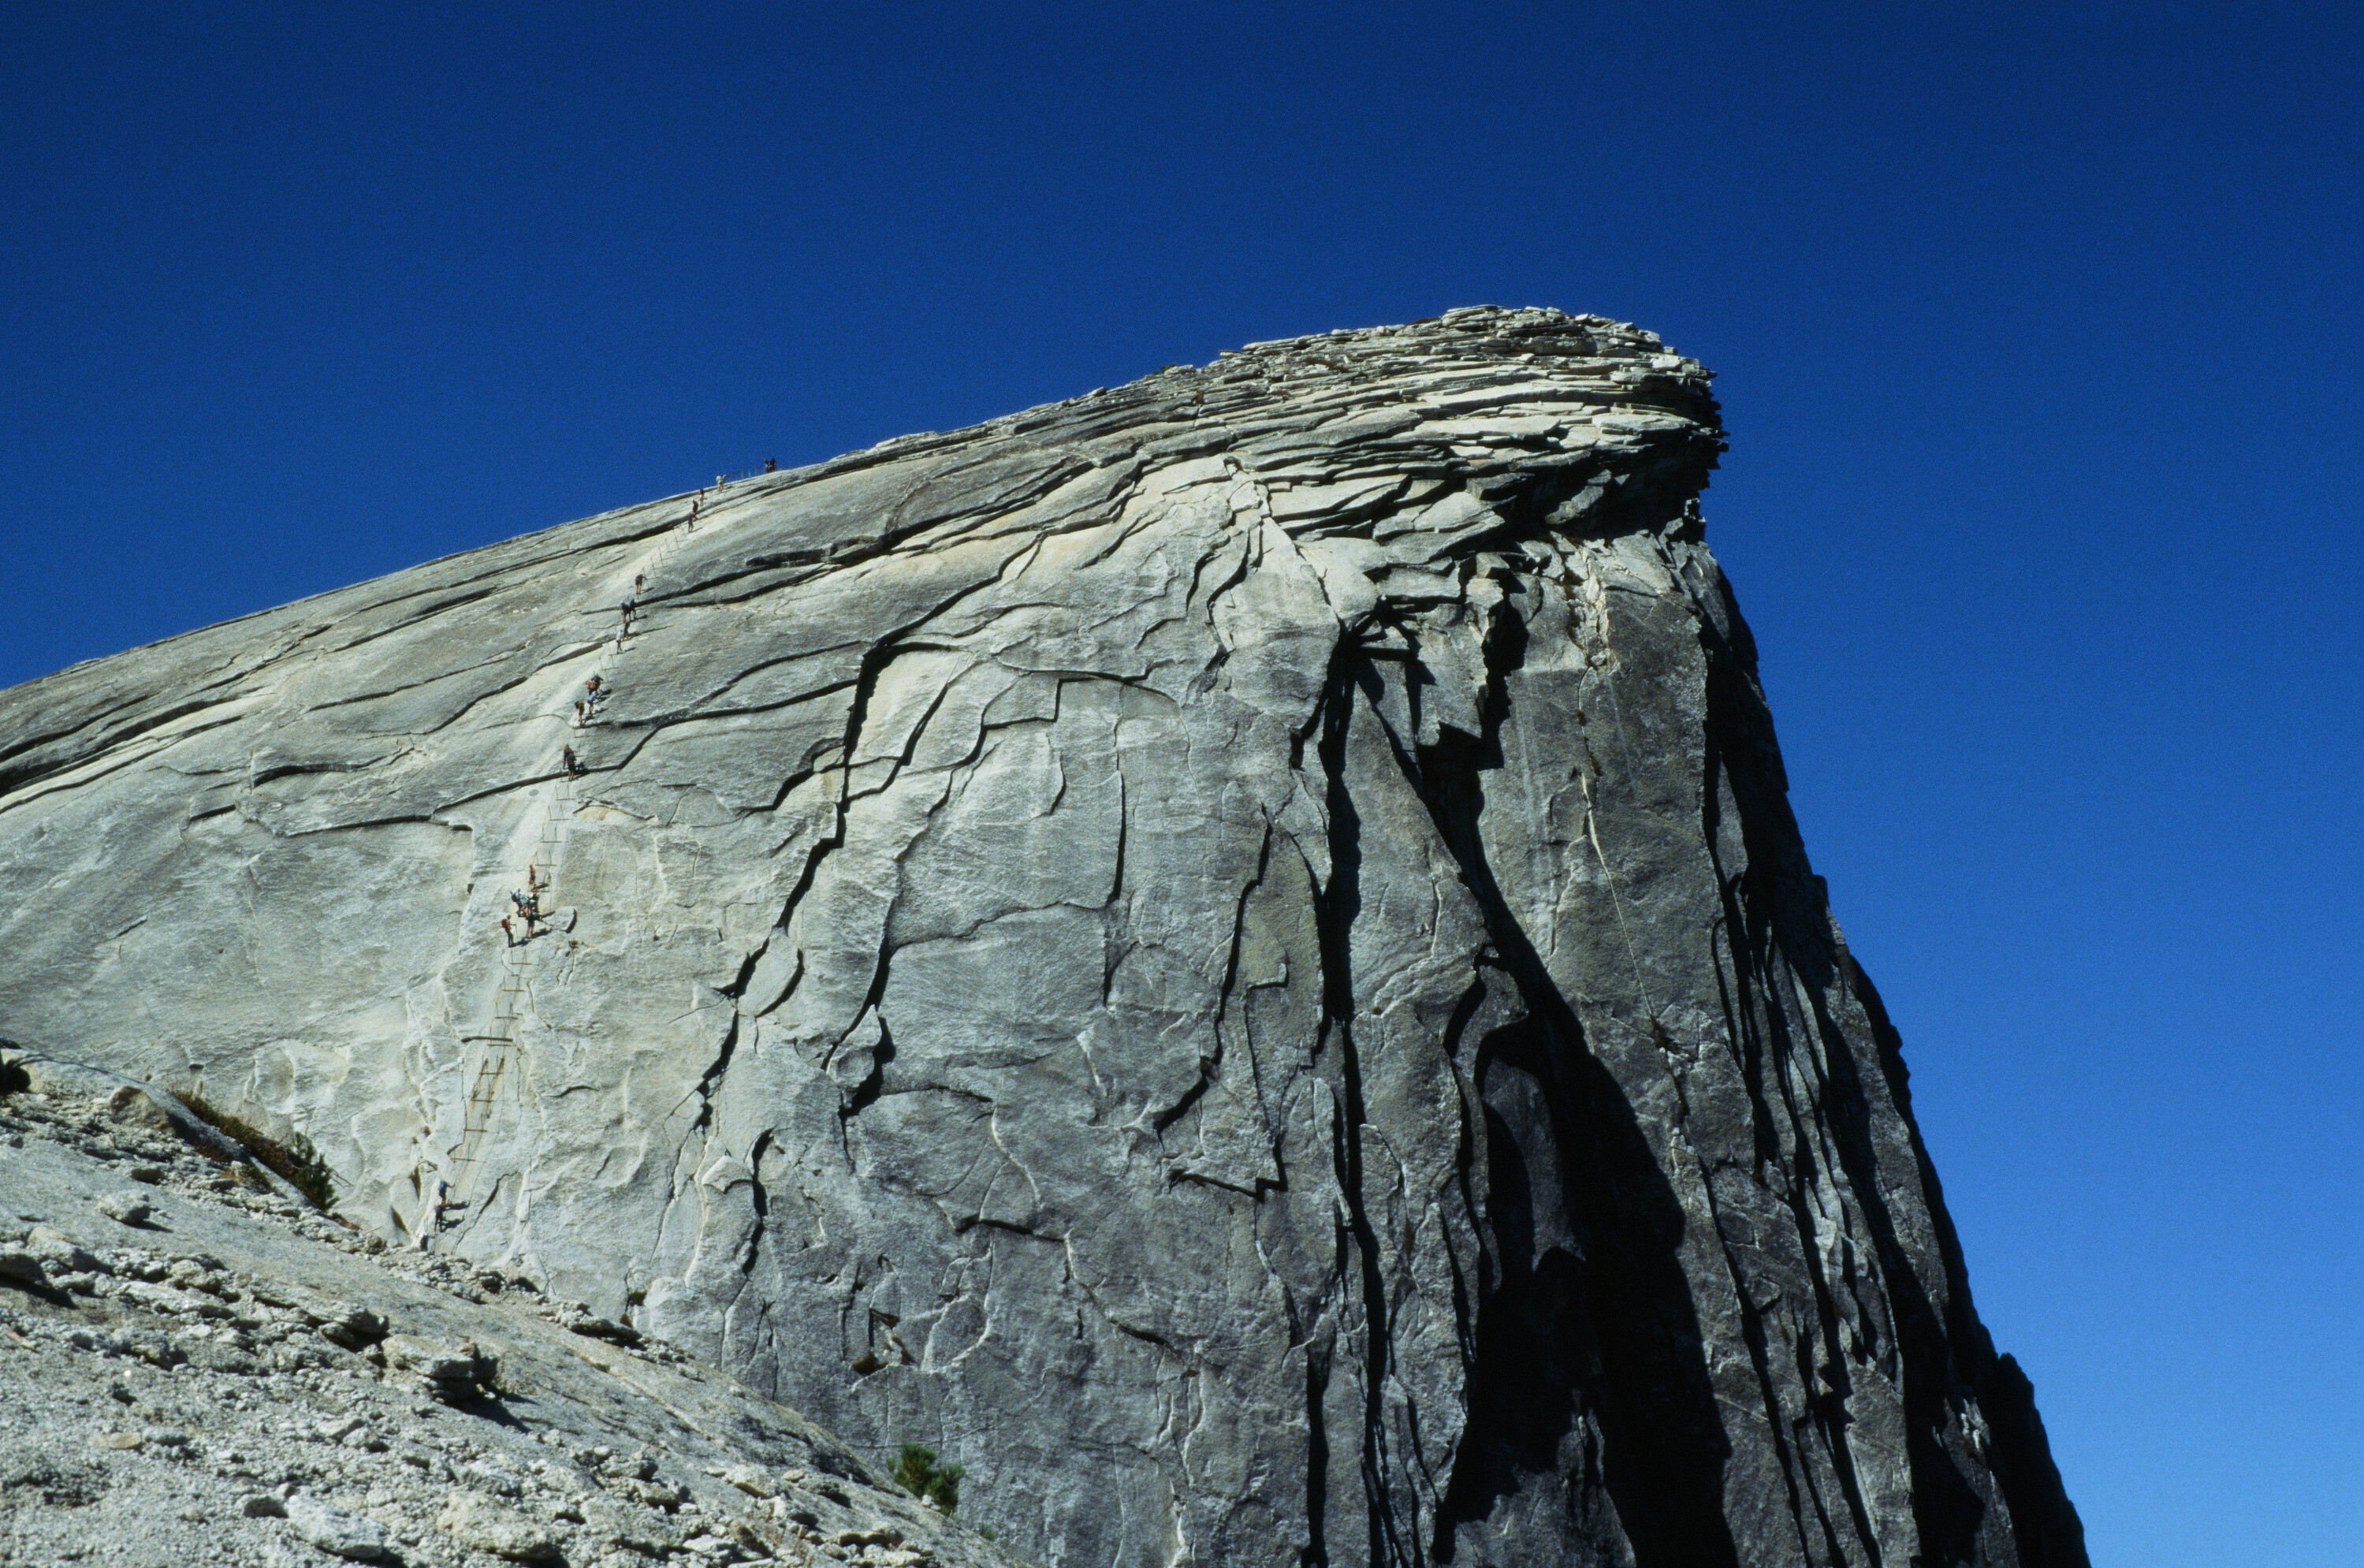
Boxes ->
[561,744,581,777]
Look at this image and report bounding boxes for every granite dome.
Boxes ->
[0,307,2084,1568]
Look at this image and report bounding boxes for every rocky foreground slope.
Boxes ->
[0,1056,1013,1568]
[0,307,2084,1566]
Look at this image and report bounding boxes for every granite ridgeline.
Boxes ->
[0,308,2086,1568]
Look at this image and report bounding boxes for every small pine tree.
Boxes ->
[174,1089,339,1209]
[893,1443,964,1514]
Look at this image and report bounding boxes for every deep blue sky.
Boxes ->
[4,6,2358,1561]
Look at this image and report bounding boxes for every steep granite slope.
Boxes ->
[0,307,2084,1567]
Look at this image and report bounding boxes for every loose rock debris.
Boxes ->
[0,1084,1014,1568]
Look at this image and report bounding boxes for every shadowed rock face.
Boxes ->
[0,307,2085,1567]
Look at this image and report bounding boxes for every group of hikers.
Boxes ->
[617,572,645,645]
[571,673,607,727]
[430,467,782,1251]
[488,463,795,978]
[498,863,547,947]
[419,1176,451,1249]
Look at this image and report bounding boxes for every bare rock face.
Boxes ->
[0,307,2086,1566]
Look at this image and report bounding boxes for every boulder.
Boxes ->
[437,1489,563,1562]
[93,1192,151,1226]
[284,1495,390,1561]
[381,1331,495,1402]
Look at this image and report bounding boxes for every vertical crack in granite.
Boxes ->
[0,307,2085,1568]
[1307,642,1404,1568]
[1375,583,1740,1568]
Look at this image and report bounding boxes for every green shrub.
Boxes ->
[173,1090,339,1210]
[893,1443,964,1514]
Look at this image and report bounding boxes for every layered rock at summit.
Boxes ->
[0,307,2086,1567]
